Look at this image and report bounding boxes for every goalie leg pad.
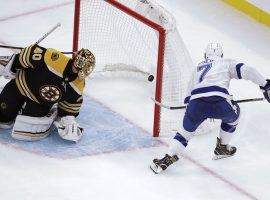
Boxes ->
[11,108,57,141]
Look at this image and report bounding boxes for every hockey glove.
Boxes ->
[260,79,270,103]
[54,116,83,142]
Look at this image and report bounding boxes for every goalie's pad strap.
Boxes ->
[12,109,57,141]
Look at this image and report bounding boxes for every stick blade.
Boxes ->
[212,154,233,160]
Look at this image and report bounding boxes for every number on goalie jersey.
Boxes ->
[13,45,84,114]
[0,44,96,141]
[150,43,270,174]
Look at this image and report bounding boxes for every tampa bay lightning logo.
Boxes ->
[39,85,62,102]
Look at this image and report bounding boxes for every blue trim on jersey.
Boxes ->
[174,132,188,147]
[221,123,236,133]
[236,63,244,79]
[191,86,229,96]
[184,96,190,104]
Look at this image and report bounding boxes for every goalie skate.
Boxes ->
[150,154,179,174]
[212,137,237,160]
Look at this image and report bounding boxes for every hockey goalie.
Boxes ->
[0,44,95,142]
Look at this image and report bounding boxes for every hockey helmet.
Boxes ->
[204,43,223,61]
[73,48,96,80]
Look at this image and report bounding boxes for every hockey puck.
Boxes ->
[148,75,154,82]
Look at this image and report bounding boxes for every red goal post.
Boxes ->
[72,0,194,137]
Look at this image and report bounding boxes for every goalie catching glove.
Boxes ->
[260,79,270,102]
[54,116,83,142]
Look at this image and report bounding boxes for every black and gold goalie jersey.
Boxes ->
[11,44,84,117]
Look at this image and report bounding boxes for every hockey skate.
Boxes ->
[213,137,237,160]
[150,154,179,174]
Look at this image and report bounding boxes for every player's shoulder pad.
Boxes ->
[19,44,35,68]
[217,58,237,64]
[214,58,239,67]
[44,48,71,77]
[69,78,85,96]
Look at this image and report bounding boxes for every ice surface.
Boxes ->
[0,0,269,200]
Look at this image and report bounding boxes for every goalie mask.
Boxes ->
[73,49,96,80]
[204,43,223,61]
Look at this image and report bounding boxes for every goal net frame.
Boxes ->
[72,0,191,137]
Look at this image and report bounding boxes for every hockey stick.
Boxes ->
[35,22,61,45]
[0,45,23,50]
[0,44,73,55]
[0,23,74,55]
[151,97,265,110]
[235,97,264,103]
[0,23,61,50]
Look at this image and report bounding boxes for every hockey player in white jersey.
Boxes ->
[150,43,270,174]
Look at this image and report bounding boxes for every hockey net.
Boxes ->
[73,0,195,137]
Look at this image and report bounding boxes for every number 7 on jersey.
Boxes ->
[198,62,212,82]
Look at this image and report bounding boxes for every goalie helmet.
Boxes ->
[204,43,223,61]
[73,48,96,80]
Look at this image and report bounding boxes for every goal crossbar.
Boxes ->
[73,0,166,137]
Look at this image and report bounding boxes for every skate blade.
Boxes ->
[212,154,233,160]
[150,163,163,174]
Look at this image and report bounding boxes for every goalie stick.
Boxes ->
[35,22,61,45]
[151,97,265,110]
[0,45,73,55]
[0,23,73,54]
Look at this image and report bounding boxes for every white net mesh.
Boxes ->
[160,29,194,135]
[78,0,157,73]
[75,0,194,136]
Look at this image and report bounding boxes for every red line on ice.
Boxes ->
[0,1,73,22]
[0,1,259,199]
[183,154,259,200]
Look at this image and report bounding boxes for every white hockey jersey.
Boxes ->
[184,58,266,103]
